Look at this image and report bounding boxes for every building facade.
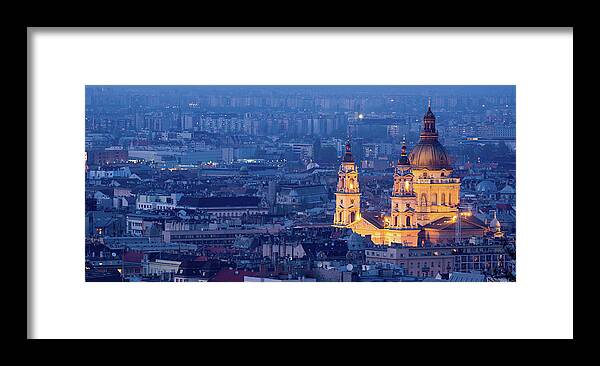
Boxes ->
[333,100,488,246]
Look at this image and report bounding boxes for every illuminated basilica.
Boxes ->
[333,100,488,246]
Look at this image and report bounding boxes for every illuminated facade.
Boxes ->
[408,99,461,225]
[333,142,361,226]
[333,100,487,246]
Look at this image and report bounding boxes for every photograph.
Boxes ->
[28,28,572,339]
[84,85,516,282]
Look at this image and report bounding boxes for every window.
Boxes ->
[441,193,446,205]
[406,216,411,227]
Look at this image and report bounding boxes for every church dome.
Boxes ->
[490,217,501,229]
[489,211,501,230]
[409,139,451,170]
[408,98,452,170]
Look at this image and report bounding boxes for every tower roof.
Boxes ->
[422,96,437,135]
[397,137,410,166]
[342,140,354,162]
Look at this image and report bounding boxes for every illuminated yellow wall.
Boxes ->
[411,168,460,226]
[334,160,361,226]
[334,192,361,226]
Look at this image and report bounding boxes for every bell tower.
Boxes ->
[333,141,361,227]
[390,139,418,229]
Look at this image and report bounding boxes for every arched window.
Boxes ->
[421,193,427,206]
[350,212,356,222]
[338,212,342,222]
[432,193,438,206]
[448,193,452,206]
[406,216,411,227]
[441,193,446,205]
[394,216,398,227]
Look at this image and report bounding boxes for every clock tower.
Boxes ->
[333,141,361,227]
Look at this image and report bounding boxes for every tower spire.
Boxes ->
[401,134,407,156]
[422,97,437,135]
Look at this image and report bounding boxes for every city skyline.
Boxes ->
[85,85,516,282]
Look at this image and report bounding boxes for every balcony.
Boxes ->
[414,178,460,184]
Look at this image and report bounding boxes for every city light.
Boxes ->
[84,85,516,284]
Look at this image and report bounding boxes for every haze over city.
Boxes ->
[85,85,516,282]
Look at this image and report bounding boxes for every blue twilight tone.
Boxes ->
[85,85,516,282]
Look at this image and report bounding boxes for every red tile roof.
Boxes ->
[209,268,260,282]
[123,251,144,263]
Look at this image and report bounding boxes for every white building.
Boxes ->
[87,166,132,180]
[136,193,183,211]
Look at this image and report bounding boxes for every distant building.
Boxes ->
[177,196,268,218]
[136,193,183,211]
[126,212,172,237]
[143,253,201,279]
[87,148,128,165]
[282,143,313,159]
[163,227,278,245]
[365,233,508,278]
[498,184,516,204]
[173,260,222,282]
[262,241,306,260]
[276,184,329,212]
[87,166,132,180]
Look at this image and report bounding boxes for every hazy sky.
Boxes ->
[86,85,516,97]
